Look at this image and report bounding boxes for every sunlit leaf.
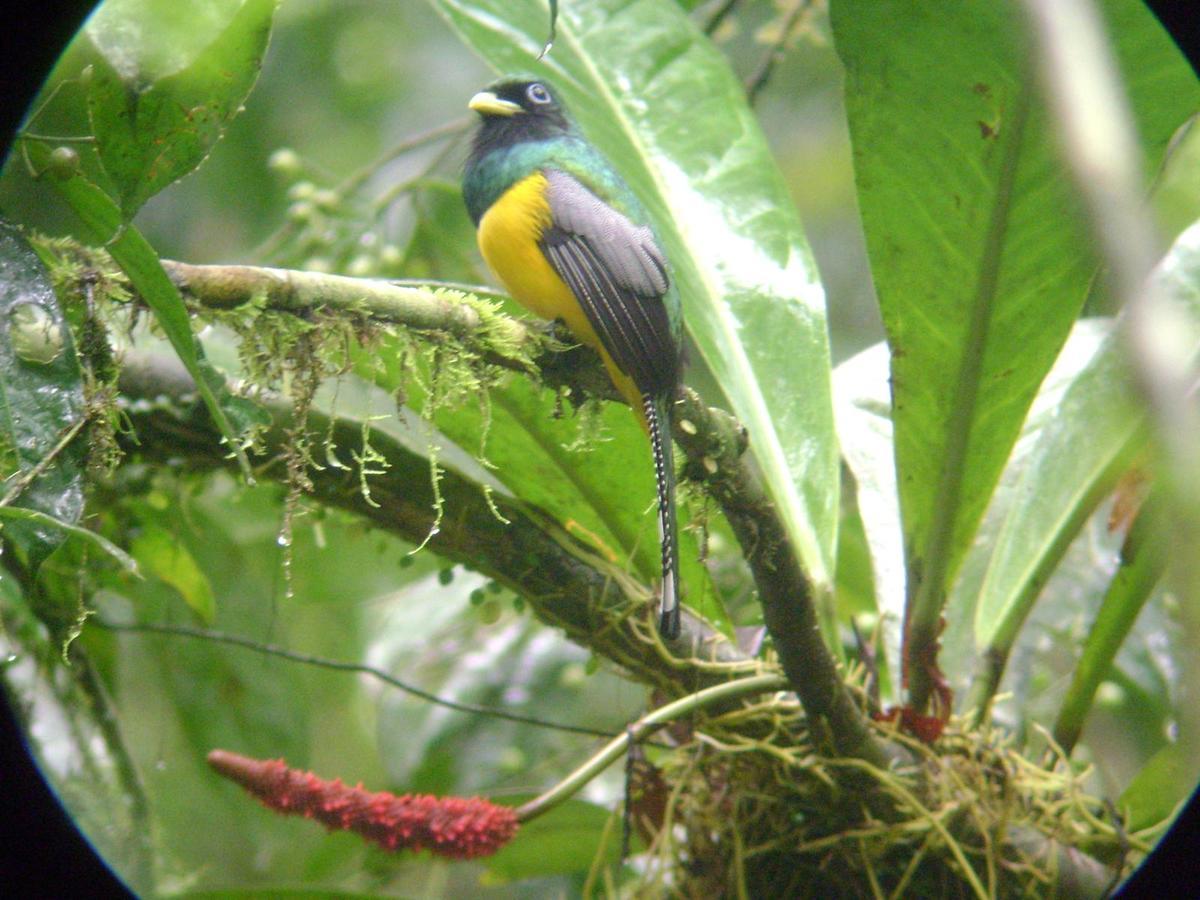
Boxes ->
[429,0,840,593]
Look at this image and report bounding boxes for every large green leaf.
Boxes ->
[969,217,1200,727]
[830,0,1199,689]
[85,0,277,220]
[429,0,839,591]
[0,220,86,572]
[837,321,1127,703]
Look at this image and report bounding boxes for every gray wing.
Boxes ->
[540,168,679,395]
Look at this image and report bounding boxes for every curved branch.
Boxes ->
[117,353,752,697]
[156,260,886,760]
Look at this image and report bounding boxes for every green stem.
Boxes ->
[514,673,787,822]
[1052,495,1167,754]
[0,416,87,508]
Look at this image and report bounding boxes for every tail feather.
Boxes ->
[643,393,680,639]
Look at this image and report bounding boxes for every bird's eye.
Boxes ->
[526,83,552,105]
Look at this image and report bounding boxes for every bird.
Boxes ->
[462,76,684,639]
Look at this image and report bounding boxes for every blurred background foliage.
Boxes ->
[2,0,1199,895]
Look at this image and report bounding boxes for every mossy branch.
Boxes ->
[117,351,752,697]
[158,259,888,763]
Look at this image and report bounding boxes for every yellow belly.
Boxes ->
[478,173,643,417]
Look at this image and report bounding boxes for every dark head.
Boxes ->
[467,78,574,163]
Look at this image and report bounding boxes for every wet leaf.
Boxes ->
[85,0,277,219]
[830,0,1200,692]
[0,219,86,572]
[971,322,1140,652]
[431,0,840,593]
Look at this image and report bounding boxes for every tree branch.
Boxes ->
[157,259,889,763]
[117,352,753,697]
[672,388,894,766]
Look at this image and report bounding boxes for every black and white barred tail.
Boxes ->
[643,393,680,639]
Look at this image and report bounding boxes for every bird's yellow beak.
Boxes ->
[468,91,523,117]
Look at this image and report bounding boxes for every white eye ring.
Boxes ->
[526,83,552,105]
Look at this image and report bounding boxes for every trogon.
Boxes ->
[462,77,684,639]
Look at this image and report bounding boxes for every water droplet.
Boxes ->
[9,302,63,365]
[276,532,292,547]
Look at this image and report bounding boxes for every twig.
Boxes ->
[515,673,787,822]
[94,617,629,741]
[0,416,88,508]
[744,0,809,104]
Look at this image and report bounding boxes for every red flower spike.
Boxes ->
[207,749,518,859]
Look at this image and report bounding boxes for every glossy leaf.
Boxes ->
[971,322,1140,653]
[839,320,1135,706]
[430,0,840,591]
[0,220,86,572]
[86,0,255,81]
[85,0,277,219]
[830,0,1200,687]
